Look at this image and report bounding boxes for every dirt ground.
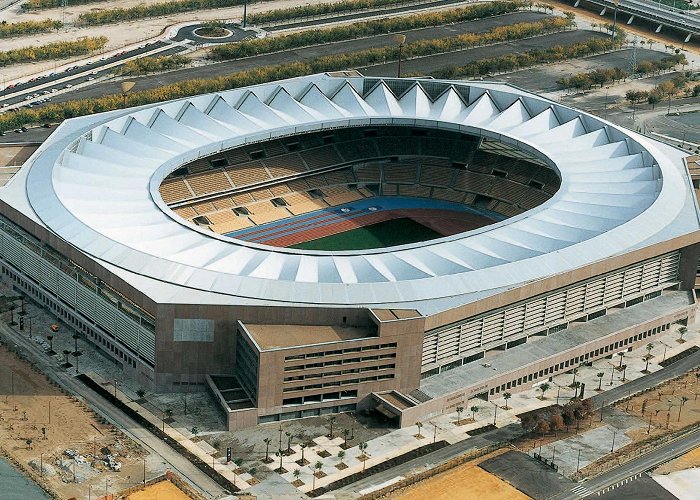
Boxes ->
[0,342,146,499]
[616,368,700,439]
[387,450,531,500]
[125,480,191,499]
[655,445,700,475]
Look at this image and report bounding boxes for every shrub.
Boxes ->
[120,54,190,75]
[0,36,107,67]
[212,14,571,61]
[0,19,62,38]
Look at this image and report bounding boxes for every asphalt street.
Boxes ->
[553,427,700,499]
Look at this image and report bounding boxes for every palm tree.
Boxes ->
[276,448,284,472]
[292,468,302,485]
[136,388,146,399]
[358,442,369,473]
[643,353,653,373]
[328,415,336,439]
[571,367,579,387]
[191,426,199,437]
[285,431,292,453]
[342,428,350,448]
[618,351,625,368]
[503,392,512,410]
[678,326,688,343]
[621,364,628,382]
[26,438,32,450]
[263,437,272,462]
[314,460,323,480]
[298,442,307,464]
[596,372,604,391]
[646,343,655,357]
[539,383,550,400]
[416,421,423,438]
[456,406,464,424]
[471,405,479,420]
[337,449,345,466]
[678,396,689,422]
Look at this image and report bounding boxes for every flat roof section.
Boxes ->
[244,323,376,350]
[372,309,422,321]
[420,291,694,399]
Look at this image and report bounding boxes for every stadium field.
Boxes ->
[291,218,441,251]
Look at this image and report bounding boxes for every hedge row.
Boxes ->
[0,36,107,67]
[212,1,525,59]
[0,36,605,131]
[23,0,110,9]
[0,19,62,38]
[249,0,459,25]
[428,37,614,79]
[557,67,628,90]
[120,54,191,75]
[77,0,249,25]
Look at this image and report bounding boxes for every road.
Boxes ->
[552,427,700,499]
[0,22,254,109]
[579,0,700,34]
[0,321,231,499]
[24,14,577,108]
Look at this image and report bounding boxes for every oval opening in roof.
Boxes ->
[159,124,559,251]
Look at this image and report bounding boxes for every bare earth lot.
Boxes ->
[0,342,146,499]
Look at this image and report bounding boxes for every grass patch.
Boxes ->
[291,218,441,251]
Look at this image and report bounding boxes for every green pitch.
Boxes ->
[290,218,442,251]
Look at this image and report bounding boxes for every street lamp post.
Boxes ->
[242,0,248,28]
[611,0,619,47]
[394,34,406,79]
[121,81,135,109]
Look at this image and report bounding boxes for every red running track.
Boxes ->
[263,209,495,248]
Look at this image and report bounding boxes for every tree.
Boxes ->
[571,367,579,387]
[678,326,688,343]
[678,396,689,422]
[643,353,653,373]
[596,372,604,391]
[471,405,479,420]
[285,431,292,453]
[337,449,345,466]
[274,448,285,473]
[328,415,336,439]
[314,460,323,477]
[621,364,628,382]
[263,437,272,462]
[292,468,302,484]
[191,426,199,437]
[550,414,565,436]
[648,92,661,110]
[535,418,550,437]
[416,421,423,438]
[456,406,464,424]
[539,383,550,400]
[165,408,173,419]
[342,428,350,448]
[26,438,32,450]
[136,388,146,399]
[503,392,512,410]
[625,90,649,120]
[358,442,369,473]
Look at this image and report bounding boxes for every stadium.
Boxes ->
[1,72,699,430]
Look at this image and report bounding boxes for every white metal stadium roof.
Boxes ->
[11,74,700,313]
